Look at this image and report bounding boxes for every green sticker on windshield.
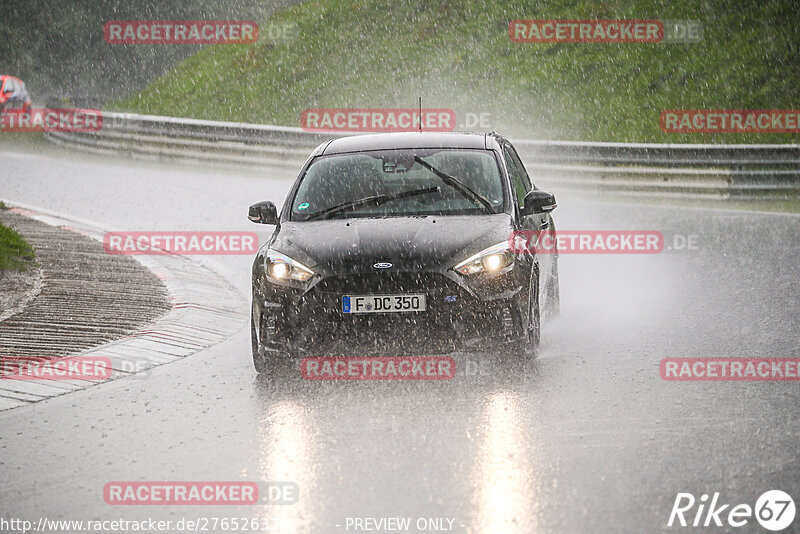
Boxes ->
[297,203,309,210]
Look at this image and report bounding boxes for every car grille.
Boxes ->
[313,272,459,295]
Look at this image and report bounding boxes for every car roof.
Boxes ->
[320,132,503,155]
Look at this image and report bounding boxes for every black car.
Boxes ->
[248,132,558,372]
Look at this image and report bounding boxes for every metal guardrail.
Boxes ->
[43,110,800,199]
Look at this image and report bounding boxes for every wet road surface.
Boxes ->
[1,147,799,533]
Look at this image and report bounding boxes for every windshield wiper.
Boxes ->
[302,185,441,221]
[413,156,494,213]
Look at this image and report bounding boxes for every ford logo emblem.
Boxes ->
[373,262,393,269]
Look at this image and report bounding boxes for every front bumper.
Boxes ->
[252,264,531,356]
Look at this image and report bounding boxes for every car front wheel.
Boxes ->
[544,255,560,320]
[251,312,269,373]
[509,267,540,358]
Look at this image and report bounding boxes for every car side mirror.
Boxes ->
[248,201,279,225]
[521,189,557,216]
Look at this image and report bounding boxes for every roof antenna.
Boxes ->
[418,96,422,132]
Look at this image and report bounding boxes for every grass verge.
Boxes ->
[113,0,800,143]
[0,222,36,272]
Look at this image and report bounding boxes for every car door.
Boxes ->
[503,142,553,304]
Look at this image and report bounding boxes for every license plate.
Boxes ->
[342,294,426,314]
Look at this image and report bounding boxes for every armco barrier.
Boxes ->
[42,111,800,199]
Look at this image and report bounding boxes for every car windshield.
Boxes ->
[290,148,505,220]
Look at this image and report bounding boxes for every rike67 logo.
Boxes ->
[668,490,795,531]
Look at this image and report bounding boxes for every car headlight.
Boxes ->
[454,242,514,275]
[265,249,315,282]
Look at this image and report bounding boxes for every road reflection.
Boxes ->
[254,370,316,534]
[251,353,541,532]
[472,390,539,533]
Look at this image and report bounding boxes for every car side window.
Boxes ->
[3,79,15,94]
[503,144,529,207]
[506,144,533,189]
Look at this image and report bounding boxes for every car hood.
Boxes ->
[268,214,513,272]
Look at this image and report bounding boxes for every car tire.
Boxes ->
[511,267,540,359]
[251,313,269,373]
[527,291,541,358]
[251,308,296,373]
[251,310,289,373]
[544,255,560,320]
